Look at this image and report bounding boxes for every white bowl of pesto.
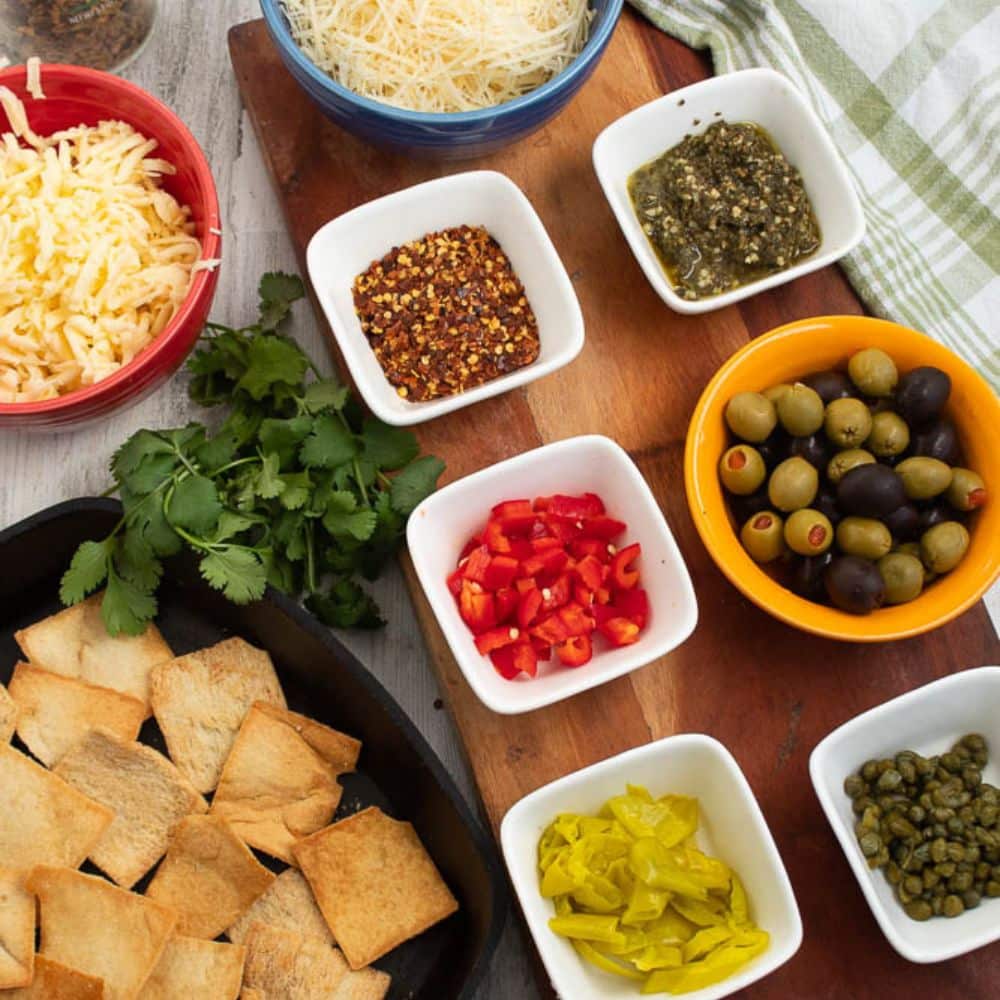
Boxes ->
[592,68,865,315]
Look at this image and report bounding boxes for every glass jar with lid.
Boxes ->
[1,0,158,74]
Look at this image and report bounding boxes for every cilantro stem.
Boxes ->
[208,456,260,478]
[304,521,318,594]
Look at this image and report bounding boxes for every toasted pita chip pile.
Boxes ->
[0,743,113,871]
[8,663,146,768]
[28,866,178,1000]
[150,638,286,793]
[242,924,390,1000]
[293,806,458,969]
[138,935,245,1000]
[144,814,275,940]
[0,682,16,743]
[212,703,360,863]
[54,729,208,888]
[14,594,173,710]
[0,867,34,989]
[226,868,335,948]
[3,955,105,999]
[240,990,264,1000]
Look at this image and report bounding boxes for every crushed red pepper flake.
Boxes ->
[352,225,541,402]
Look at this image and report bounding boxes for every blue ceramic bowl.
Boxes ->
[259,0,624,158]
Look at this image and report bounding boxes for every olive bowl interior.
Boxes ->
[0,499,507,1000]
[684,315,1000,642]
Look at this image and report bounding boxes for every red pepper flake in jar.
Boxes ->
[351,225,541,402]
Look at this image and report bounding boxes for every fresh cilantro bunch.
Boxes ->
[61,273,444,636]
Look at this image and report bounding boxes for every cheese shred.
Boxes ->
[0,74,203,403]
[280,0,593,113]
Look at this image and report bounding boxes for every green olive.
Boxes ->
[740,511,785,563]
[920,522,970,574]
[718,445,767,496]
[848,347,898,397]
[827,449,876,485]
[725,392,777,443]
[894,541,922,559]
[776,382,825,436]
[867,412,910,458]
[767,456,819,512]
[837,517,892,560]
[763,383,793,405]
[825,397,873,449]
[896,457,953,500]
[784,508,833,556]
[877,553,925,605]
[946,468,987,512]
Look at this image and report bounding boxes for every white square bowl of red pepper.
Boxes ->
[306,169,585,426]
[406,434,698,715]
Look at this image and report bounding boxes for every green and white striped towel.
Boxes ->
[628,0,999,389]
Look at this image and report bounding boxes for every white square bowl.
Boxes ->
[406,435,697,715]
[810,666,1000,964]
[500,734,803,999]
[306,170,584,426]
[592,67,865,314]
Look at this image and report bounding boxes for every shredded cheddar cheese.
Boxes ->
[0,77,203,403]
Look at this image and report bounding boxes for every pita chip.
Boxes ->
[27,866,177,1000]
[8,663,146,767]
[14,594,172,710]
[240,990,264,1000]
[138,936,245,1000]
[54,729,208,888]
[331,967,392,1000]
[4,955,105,999]
[0,743,113,871]
[150,638,286,793]
[293,807,458,970]
[212,703,360,864]
[226,869,334,947]
[0,867,34,989]
[144,815,275,940]
[0,682,16,743]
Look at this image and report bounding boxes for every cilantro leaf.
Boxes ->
[390,455,445,514]
[213,510,257,542]
[140,493,184,556]
[323,507,377,542]
[101,569,157,636]
[279,472,311,510]
[118,529,162,592]
[361,418,419,471]
[258,416,313,467]
[254,452,285,500]
[300,414,358,469]
[236,335,309,400]
[122,451,179,495]
[258,272,305,331]
[60,539,112,605]
[111,430,174,482]
[303,378,349,414]
[199,547,269,603]
[168,475,222,535]
[306,579,384,629]
[195,430,241,471]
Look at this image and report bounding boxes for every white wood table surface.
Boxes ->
[0,4,995,999]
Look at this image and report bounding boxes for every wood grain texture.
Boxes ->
[230,10,1000,998]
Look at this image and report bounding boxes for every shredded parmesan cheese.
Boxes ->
[280,0,593,113]
[0,78,202,403]
[26,57,44,100]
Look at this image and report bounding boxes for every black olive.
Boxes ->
[803,370,854,404]
[755,429,791,470]
[917,502,965,533]
[728,488,771,526]
[910,419,962,466]
[790,551,835,600]
[837,464,907,518]
[865,396,896,415]
[788,433,832,469]
[884,503,920,541]
[814,487,842,526]
[824,556,886,614]
[896,366,951,428]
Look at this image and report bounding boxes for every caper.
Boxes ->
[877,552,924,605]
[719,445,767,495]
[920,521,970,574]
[896,457,953,501]
[844,774,866,799]
[942,894,965,918]
[725,392,777,443]
[825,397,873,448]
[776,382,825,436]
[946,468,987,512]
[768,457,818,512]
[904,899,933,921]
[837,517,892,560]
[867,411,910,458]
[740,511,785,563]
[848,348,898,397]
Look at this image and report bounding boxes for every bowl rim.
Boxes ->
[684,315,1000,642]
[259,0,624,124]
[0,62,222,417]
[406,433,699,714]
[808,665,1000,963]
[500,732,804,998]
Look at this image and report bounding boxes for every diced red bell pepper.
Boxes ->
[547,493,605,519]
[593,603,616,626]
[530,635,552,661]
[529,535,563,553]
[482,555,519,590]
[574,584,594,607]
[474,625,523,655]
[599,616,641,647]
[521,548,569,579]
[570,537,610,562]
[493,587,519,623]
[490,641,538,679]
[532,614,569,645]
[459,582,495,633]
[461,544,491,584]
[529,518,550,539]
[540,573,571,612]
[447,567,464,596]
[514,577,536,595]
[556,633,593,667]
[483,520,512,554]
[574,554,605,591]
[507,538,534,562]
[545,515,584,543]
[460,535,484,560]
[582,515,627,540]
[557,601,594,637]
[615,588,649,629]
[595,586,612,605]
[610,543,641,590]
[517,587,543,628]
[491,499,532,519]
[490,647,521,679]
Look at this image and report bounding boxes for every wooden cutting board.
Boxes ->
[229,14,999,996]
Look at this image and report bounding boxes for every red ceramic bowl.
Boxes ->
[0,63,222,430]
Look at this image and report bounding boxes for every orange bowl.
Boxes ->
[684,316,1000,642]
